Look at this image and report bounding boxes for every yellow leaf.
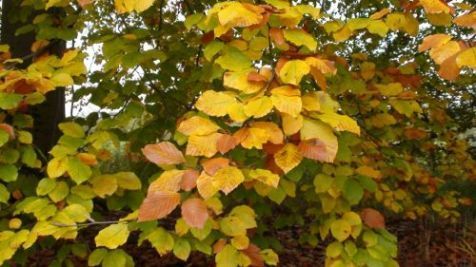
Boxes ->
[197,172,219,199]
[195,90,237,117]
[278,60,310,85]
[330,219,352,242]
[274,143,303,173]
[316,113,360,135]
[95,224,129,249]
[366,20,389,37]
[217,2,263,28]
[282,113,303,136]
[429,41,462,65]
[223,71,265,94]
[47,157,68,178]
[213,166,244,194]
[456,47,476,69]
[250,121,284,145]
[227,102,249,122]
[271,86,302,117]
[148,170,184,193]
[375,83,403,96]
[186,133,221,158]
[90,175,118,198]
[178,116,220,136]
[304,57,337,75]
[333,26,353,42]
[243,96,273,118]
[115,0,154,13]
[234,127,269,149]
[248,169,280,188]
[300,118,338,163]
[283,29,317,51]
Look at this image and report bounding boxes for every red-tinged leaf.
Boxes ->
[262,143,284,155]
[438,54,460,80]
[142,142,185,165]
[269,28,287,47]
[0,123,15,139]
[181,198,209,229]
[181,169,199,191]
[242,244,265,267]
[77,0,92,8]
[247,71,268,83]
[138,191,180,222]
[298,139,334,163]
[202,157,230,175]
[265,155,284,176]
[217,134,238,154]
[361,208,386,229]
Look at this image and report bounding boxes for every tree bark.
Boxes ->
[1,0,65,156]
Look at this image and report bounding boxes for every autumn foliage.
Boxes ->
[0,0,475,266]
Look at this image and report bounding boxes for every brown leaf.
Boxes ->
[138,191,180,222]
[181,169,199,191]
[142,142,185,165]
[361,208,386,229]
[181,198,209,229]
[202,157,230,175]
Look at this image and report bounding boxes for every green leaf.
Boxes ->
[88,248,108,266]
[0,93,22,110]
[115,172,141,190]
[0,164,18,182]
[95,224,130,249]
[331,219,352,242]
[0,129,9,147]
[37,178,57,196]
[314,174,334,193]
[67,157,92,184]
[173,238,191,261]
[102,250,126,267]
[0,183,10,203]
[48,181,69,202]
[185,13,204,30]
[216,47,252,71]
[343,179,364,205]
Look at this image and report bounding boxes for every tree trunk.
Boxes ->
[1,0,65,156]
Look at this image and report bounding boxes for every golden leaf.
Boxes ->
[142,142,185,165]
[278,60,310,85]
[271,86,302,117]
[177,116,220,136]
[186,133,222,158]
[274,143,303,173]
[243,96,273,118]
[195,90,237,117]
[213,166,245,194]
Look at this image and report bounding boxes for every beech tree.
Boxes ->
[0,0,475,266]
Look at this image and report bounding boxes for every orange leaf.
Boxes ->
[181,198,209,229]
[202,157,230,175]
[142,142,185,165]
[181,169,199,191]
[217,134,238,154]
[138,191,180,222]
[361,208,386,229]
[418,34,451,52]
[242,244,265,267]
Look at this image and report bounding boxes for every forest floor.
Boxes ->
[26,218,476,267]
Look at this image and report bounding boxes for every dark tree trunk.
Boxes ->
[1,0,65,156]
